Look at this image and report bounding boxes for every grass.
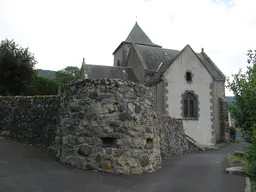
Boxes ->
[226,151,249,171]
[226,151,256,191]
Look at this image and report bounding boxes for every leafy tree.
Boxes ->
[0,39,37,95]
[26,72,59,95]
[55,66,80,84]
[227,50,256,143]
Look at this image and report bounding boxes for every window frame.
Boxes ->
[181,91,199,120]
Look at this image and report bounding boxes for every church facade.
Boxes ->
[80,22,229,146]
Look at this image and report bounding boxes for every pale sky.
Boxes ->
[0,0,256,96]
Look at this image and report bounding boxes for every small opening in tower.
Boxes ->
[186,71,192,82]
[117,60,120,66]
[145,138,153,149]
[146,138,153,145]
[101,137,117,147]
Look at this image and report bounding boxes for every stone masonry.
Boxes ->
[55,79,189,174]
[219,97,230,142]
[55,79,162,174]
[0,79,190,175]
[0,96,59,146]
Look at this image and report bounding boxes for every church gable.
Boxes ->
[162,45,214,82]
[145,45,225,86]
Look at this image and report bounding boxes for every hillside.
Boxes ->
[36,69,56,79]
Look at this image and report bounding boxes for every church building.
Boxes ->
[80,22,229,147]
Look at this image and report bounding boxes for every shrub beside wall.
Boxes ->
[0,95,60,146]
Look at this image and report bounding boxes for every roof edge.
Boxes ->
[112,41,162,55]
[201,51,226,80]
[132,43,148,70]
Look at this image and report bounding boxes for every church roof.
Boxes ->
[113,22,161,54]
[81,64,138,82]
[125,22,159,47]
[133,44,180,71]
[141,44,226,86]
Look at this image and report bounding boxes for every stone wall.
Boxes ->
[55,79,189,175]
[0,96,60,146]
[0,78,190,175]
[219,97,230,142]
[157,114,189,157]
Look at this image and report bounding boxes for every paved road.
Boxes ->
[0,138,245,192]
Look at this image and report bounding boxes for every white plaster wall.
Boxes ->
[163,45,214,146]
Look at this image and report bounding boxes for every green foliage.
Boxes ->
[228,50,256,178]
[246,123,256,178]
[26,71,59,95]
[37,69,56,80]
[230,127,236,137]
[0,39,37,95]
[227,50,256,143]
[226,151,248,169]
[55,66,80,84]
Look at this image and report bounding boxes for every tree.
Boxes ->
[0,39,37,95]
[26,71,59,95]
[227,50,256,143]
[55,66,80,84]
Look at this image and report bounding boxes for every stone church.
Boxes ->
[80,22,229,147]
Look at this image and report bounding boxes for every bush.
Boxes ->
[246,123,256,178]
[26,72,59,95]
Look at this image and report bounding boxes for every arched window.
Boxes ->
[182,91,198,119]
[117,60,120,66]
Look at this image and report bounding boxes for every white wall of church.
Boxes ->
[163,45,214,146]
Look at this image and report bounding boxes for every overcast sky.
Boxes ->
[0,0,256,96]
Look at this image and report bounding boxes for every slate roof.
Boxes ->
[112,22,161,54]
[197,51,226,81]
[142,45,226,86]
[125,22,160,47]
[134,44,180,71]
[82,64,138,82]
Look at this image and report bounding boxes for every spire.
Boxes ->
[82,57,86,65]
[125,22,158,46]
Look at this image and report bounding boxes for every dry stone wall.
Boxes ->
[0,96,60,146]
[55,79,189,175]
[157,114,189,157]
[0,79,190,175]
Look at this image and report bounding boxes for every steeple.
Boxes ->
[125,22,158,46]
